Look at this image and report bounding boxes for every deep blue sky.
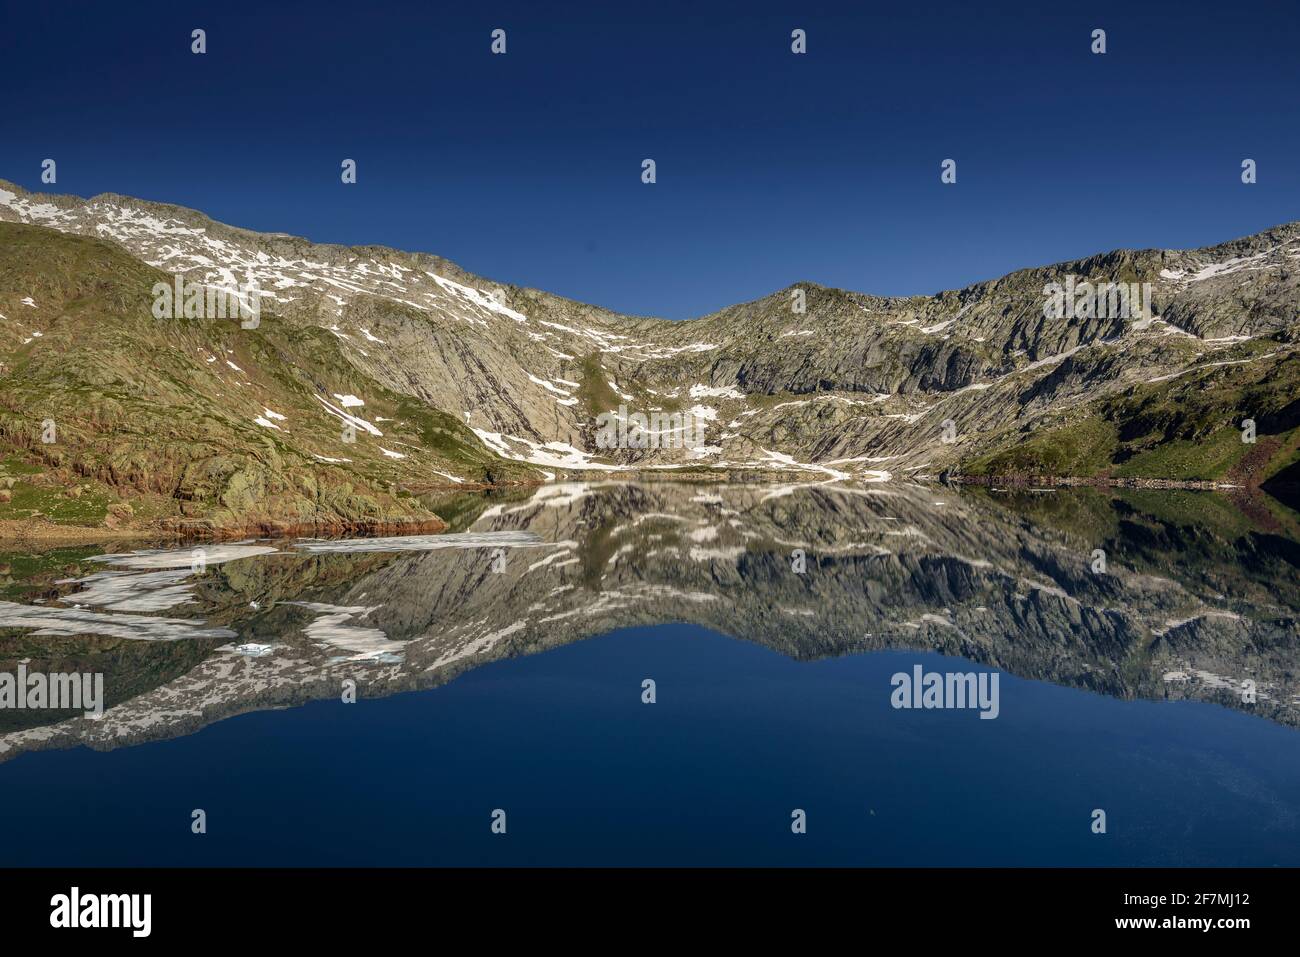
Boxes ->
[3,1,1298,319]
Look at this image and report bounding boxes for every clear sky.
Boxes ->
[4,0,1298,319]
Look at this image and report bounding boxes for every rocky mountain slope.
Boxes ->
[1,178,1298,531]
[0,221,540,536]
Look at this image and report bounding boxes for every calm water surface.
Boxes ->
[0,481,1297,866]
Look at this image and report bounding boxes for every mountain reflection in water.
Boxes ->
[0,480,1297,763]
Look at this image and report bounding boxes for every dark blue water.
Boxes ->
[1,624,1296,867]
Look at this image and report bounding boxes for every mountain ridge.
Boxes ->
[1,176,1298,535]
[6,177,1299,317]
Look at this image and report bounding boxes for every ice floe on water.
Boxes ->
[90,544,278,569]
[293,530,545,553]
[51,544,280,613]
[60,568,199,613]
[0,601,235,641]
[227,643,274,658]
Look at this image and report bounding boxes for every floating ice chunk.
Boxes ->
[91,544,277,569]
[0,600,235,642]
[294,530,545,553]
[58,567,200,613]
[230,643,274,657]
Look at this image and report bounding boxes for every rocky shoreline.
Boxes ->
[0,513,451,548]
[0,471,1262,548]
[948,474,1237,491]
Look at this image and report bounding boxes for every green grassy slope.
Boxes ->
[0,222,536,534]
[960,347,1300,483]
